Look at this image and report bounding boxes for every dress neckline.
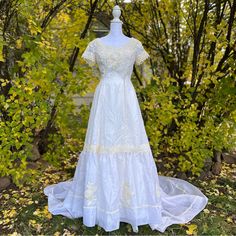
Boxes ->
[96,37,134,49]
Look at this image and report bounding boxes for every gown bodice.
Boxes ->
[81,37,150,81]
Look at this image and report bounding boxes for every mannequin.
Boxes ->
[99,5,131,47]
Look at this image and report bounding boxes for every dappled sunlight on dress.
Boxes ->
[43,37,208,233]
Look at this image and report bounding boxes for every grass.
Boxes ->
[0,155,235,235]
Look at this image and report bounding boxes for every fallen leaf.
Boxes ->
[186,224,198,235]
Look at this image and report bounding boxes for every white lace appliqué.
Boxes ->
[135,41,150,66]
[121,182,134,208]
[81,37,150,68]
[83,143,151,154]
[84,181,97,206]
[81,40,96,66]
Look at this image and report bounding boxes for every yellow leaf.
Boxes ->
[16,39,22,49]
[33,208,41,216]
[28,219,36,225]
[4,218,11,224]
[4,103,9,109]
[8,209,17,218]
[43,205,52,219]
[8,232,22,236]
[203,208,210,214]
[226,217,233,223]
[28,200,34,205]
[186,224,198,235]
[54,232,60,236]
[46,213,52,219]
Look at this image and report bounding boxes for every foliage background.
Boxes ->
[0,0,236,186]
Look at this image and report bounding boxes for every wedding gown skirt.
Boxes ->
[44,76,208,233]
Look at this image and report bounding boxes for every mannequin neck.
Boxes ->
[107,22,125,38]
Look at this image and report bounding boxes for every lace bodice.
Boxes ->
[81,37,150,80]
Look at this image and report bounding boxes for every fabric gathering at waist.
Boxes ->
[100,72,131,83]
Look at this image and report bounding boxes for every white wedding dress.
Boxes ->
[44,37,208,233]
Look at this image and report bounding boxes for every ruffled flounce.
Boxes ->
[44,150,208,233]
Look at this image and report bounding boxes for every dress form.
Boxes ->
[99,5,130,46]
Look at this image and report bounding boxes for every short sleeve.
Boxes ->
[135,41,150,66]
[81,40,96,66]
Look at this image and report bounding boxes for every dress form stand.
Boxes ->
[100,5,130,46]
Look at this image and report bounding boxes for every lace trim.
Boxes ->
[82,143,151,154]
[82,38,149,67]
[81,39,96,66]
[135,50,150,65]
[81,52,96,66]
[84,203,162,212]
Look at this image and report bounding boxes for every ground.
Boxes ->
[0,154,235,235]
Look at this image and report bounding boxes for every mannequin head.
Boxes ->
[108,5,124,36]
[111,5,122,24]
